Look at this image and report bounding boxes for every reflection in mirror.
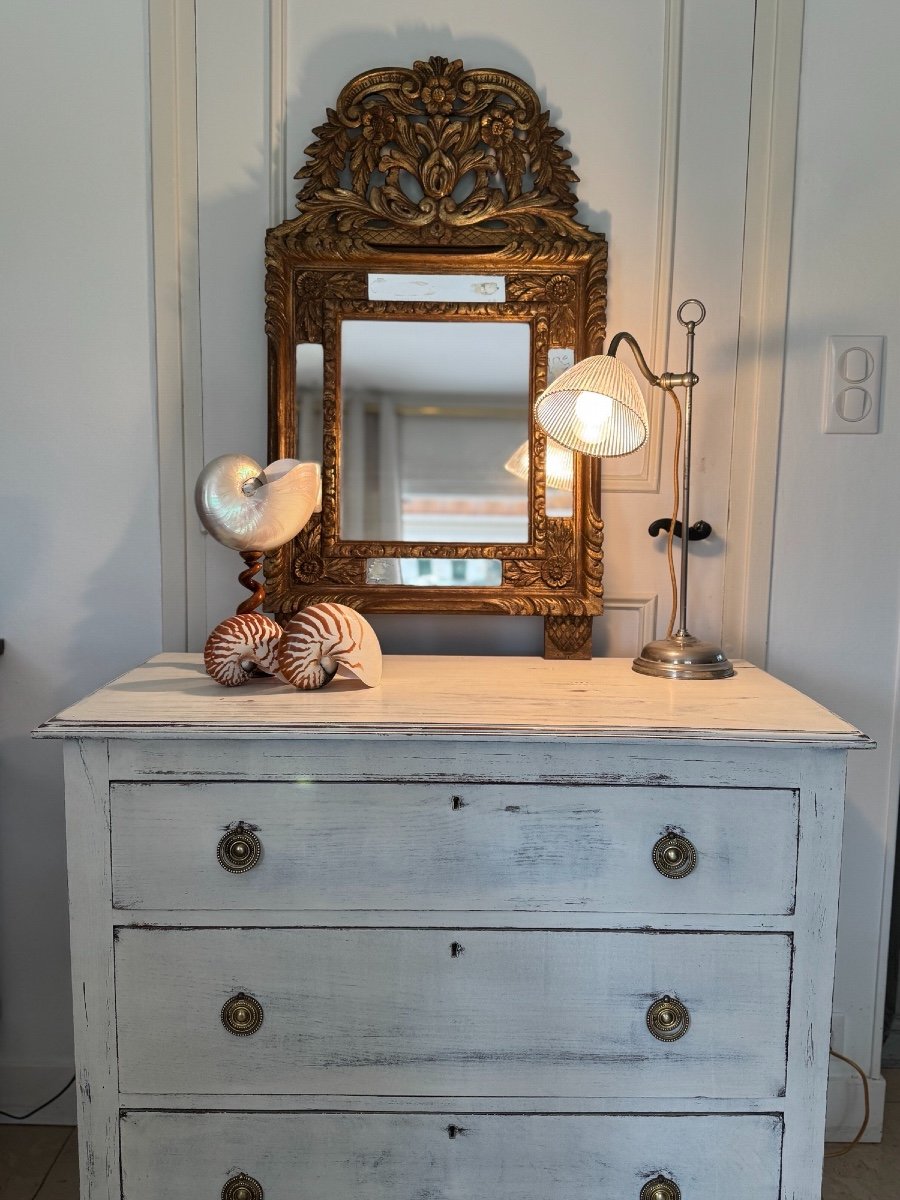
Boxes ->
[296,343,324,463]
[367,558,503,586]
[504,437,574,518]
[339,320,532,544]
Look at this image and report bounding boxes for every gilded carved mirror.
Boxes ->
[265,56,607,658]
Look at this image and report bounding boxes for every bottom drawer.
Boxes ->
[120,1110,783,1200]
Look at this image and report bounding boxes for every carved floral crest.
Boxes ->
[292,56,590,245]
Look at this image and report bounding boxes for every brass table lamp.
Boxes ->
[535,299,733,680]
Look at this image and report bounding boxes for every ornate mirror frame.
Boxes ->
[265,57,607,658]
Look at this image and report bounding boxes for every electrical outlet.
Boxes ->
[823,335,884,434]
[831,1011,845,1053]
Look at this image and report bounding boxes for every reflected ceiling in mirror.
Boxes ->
[339,320,531,544]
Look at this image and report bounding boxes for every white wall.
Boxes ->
[0,1,161,1120]
[769,0,900,1140]
[2,0,897,1145]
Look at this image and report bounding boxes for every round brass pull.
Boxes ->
[221,993,264,1036]
[640,1176,680,1200]
[646,995,690,1042]
[652,833,696,880]
[217,825,262,873]
[222,1173,264,1200]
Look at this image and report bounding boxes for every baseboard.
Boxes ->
[0,1060,76,1125]
[826,1067,886,1143]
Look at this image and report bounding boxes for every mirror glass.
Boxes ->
[339,320,532,544]
[366,558,504,586]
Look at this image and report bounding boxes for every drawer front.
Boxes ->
[110,782,798,914]
[115,929,790,1097]
[120,1110,784,1200]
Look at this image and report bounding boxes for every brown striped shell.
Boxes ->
[203,613,283,688]
[277,603,382,690]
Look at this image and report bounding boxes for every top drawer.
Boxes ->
[110,782,798,914]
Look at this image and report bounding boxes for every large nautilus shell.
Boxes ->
[195,455,321,552]
[278,603,382,690]
[204,613,284,687]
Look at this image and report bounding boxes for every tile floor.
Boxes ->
[2,1077,898,1198]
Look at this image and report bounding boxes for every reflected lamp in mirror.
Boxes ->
[534,299,734,680]
[504,437,575,494]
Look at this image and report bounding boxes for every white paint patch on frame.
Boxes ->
[368,273,506,302]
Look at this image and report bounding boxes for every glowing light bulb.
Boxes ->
[574,391,614,442]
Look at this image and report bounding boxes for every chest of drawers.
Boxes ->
[38,654,869,1200]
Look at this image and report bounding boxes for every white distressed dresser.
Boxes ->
[37,654,869,1200]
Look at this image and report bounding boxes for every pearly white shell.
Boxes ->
[278,602,382,690]
[204,613,283,688]
[195,454,321,552]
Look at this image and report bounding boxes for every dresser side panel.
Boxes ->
[63,739,120,1200]
[781,748,847,1199]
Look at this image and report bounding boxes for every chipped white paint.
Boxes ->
[110,781,800,915]
[36,654,868,746]
[120,1111,784,1200]
[47,654,863,1198]
[115,928,791,1098]
[63,741,119,1200]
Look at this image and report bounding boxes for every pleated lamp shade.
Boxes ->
[534,355,649,457]
[505,437,574,491]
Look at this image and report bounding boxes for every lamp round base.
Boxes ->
[633,635,734,680]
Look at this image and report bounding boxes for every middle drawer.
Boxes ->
[110,781,799,914]
[115,928,791,1098]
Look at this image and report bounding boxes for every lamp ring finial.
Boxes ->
[677,298,706,328]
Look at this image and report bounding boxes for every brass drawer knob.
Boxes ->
[652,833,696,879]
[640,1176,680,1200]
[222,1174,264,1200]
[221,993,264,1036]
[646,995,690,1042]
[217,825,262,873]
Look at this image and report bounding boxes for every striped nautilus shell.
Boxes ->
[195,454,321,552]
[204,613,284,688]
[278,603,382,690]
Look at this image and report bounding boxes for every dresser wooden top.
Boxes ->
[34,653,868,746]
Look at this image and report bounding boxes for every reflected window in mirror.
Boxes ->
[338,320,538,544]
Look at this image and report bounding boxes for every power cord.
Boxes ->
[0,1074,75,1121]
[824,1048,870,1158]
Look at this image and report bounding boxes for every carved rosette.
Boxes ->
[503,520,575,591]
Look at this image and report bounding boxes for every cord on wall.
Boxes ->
[0,1074,74,1121]
[824,1047,870,1158]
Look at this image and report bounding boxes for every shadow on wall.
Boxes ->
[201,19,633,656]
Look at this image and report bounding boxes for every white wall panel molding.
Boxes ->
[602,0,681,494]
[590,594,660,659]
[149,0,207,651]
[268,0,288,226]
[722,0,804,666]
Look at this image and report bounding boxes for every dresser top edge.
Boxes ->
[33,653,871,748]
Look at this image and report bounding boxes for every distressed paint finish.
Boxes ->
[782,749,848,1200]
[114,928,791,1098]
[44,654,863,1199]
[36,654,868,747]
[110,781,800,915]
[62,741,119,1200]
[106,737,802,786]
[119,1111,784,1200]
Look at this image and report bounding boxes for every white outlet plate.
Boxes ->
[824,335,884,434]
